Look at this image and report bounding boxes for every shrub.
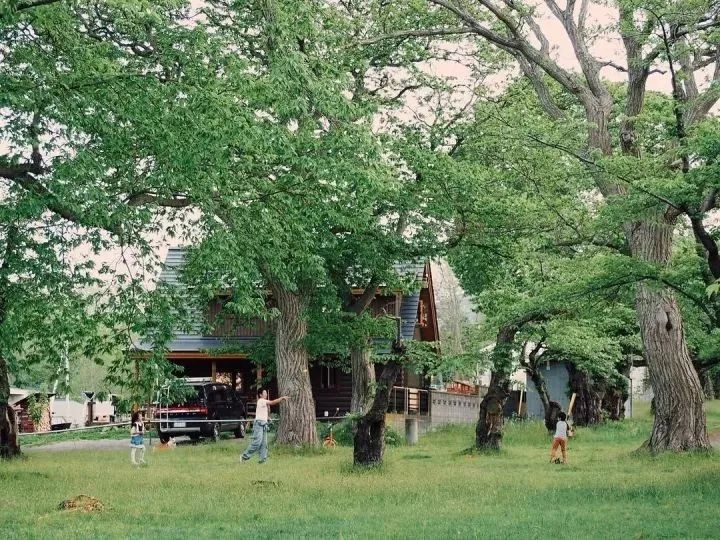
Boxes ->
[27,394,49,426]
[317,418,403,447]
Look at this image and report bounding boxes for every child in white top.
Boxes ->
[549,411,570,464]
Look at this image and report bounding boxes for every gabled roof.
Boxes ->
[136,247,430,353]
[10,388,55,407]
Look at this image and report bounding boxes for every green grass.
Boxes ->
[2,402,720,539]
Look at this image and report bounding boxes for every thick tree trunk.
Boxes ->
[628,220,710,451]
[350,343,374,414]
[528,367,551,420]
[602,362,630,422]
[0,356,20,459]
[475,324,517,450]
[545,401,562,433]
[602,386,626,422]
[697,367,715,400]
[271,283,317,445]
[475,371,510,450]
[353,359,402,466]
[567,364,604,426]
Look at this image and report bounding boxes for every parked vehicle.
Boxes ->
[154,382,246,443]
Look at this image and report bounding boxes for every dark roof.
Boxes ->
[136,247,426,353]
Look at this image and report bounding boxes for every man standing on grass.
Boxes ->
[240,389,289,464]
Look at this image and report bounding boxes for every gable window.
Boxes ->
[320,367,336,389]
[418,300,428,328]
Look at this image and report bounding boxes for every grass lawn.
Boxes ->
[2,402,720,539]
[18,426,130,448]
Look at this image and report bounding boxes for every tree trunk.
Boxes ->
[602,361,631,422]
[528,367,551,420]
[350,342,374,414]
[602,386,627,422]
[628,220,710,451]
[271,283,317,445]
[567,364,604,426]
[475,370,510,450]
[545,401,562,433]
[475,324,517,450]
[353,359,402,466]
[698,367,715,400]
[0,356,20,459]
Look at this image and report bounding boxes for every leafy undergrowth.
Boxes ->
[2,401,719,539]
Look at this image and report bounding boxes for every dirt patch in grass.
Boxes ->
[250,480,282,488]
[57,495,105,513]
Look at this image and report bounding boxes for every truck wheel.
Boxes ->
[234,422,246,439]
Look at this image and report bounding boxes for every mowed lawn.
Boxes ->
[2,403,720,540]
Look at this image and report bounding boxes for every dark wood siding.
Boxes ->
[206,300,268,338]
[311,365,353,416]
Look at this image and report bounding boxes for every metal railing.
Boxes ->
[388,386,430,416]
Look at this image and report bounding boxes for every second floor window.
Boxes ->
[321,367,336,389]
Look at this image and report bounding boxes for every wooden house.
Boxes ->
[10,388,52,433]
[135,248,440,417]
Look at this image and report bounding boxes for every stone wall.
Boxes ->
[430,390,480,426]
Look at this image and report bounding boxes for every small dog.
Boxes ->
[153,437,177,451]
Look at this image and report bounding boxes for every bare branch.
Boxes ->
[387,84,423,102]
[700,188,718,213]
[516,55,566,119]
[354,27,477,47]
[690,215,720,280]
[600,60,628,73]
[125,192,192,208]
[685,49,720,125]
[348,279,380,316]
[427,0,589,99]
[578,0,590,32]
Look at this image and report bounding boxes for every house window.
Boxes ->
[418,300,428,328]
[320,367,336,389]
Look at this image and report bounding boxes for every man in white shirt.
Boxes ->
[240,389,289,464]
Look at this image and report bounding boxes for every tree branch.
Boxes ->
[690,215,720,280]
[348,279,380,316]
[427,0,590,100]
[15,0,62,11]
[354,27,477,47]
[125,192,193,208]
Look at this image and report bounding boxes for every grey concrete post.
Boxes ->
[405,417,418,445]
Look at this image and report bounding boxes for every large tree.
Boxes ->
[0,0,212,457]
[366,0,720,451]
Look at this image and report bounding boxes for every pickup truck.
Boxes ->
[155,382,246,443]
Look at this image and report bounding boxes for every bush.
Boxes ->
[317,418,403,447]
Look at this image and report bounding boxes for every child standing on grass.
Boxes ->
[130,411,146,466]
[549,411,571,464]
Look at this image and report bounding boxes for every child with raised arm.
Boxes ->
[549,411,571,464]
[239,389,289,464]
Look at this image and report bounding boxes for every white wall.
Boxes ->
[51,397,115,427]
